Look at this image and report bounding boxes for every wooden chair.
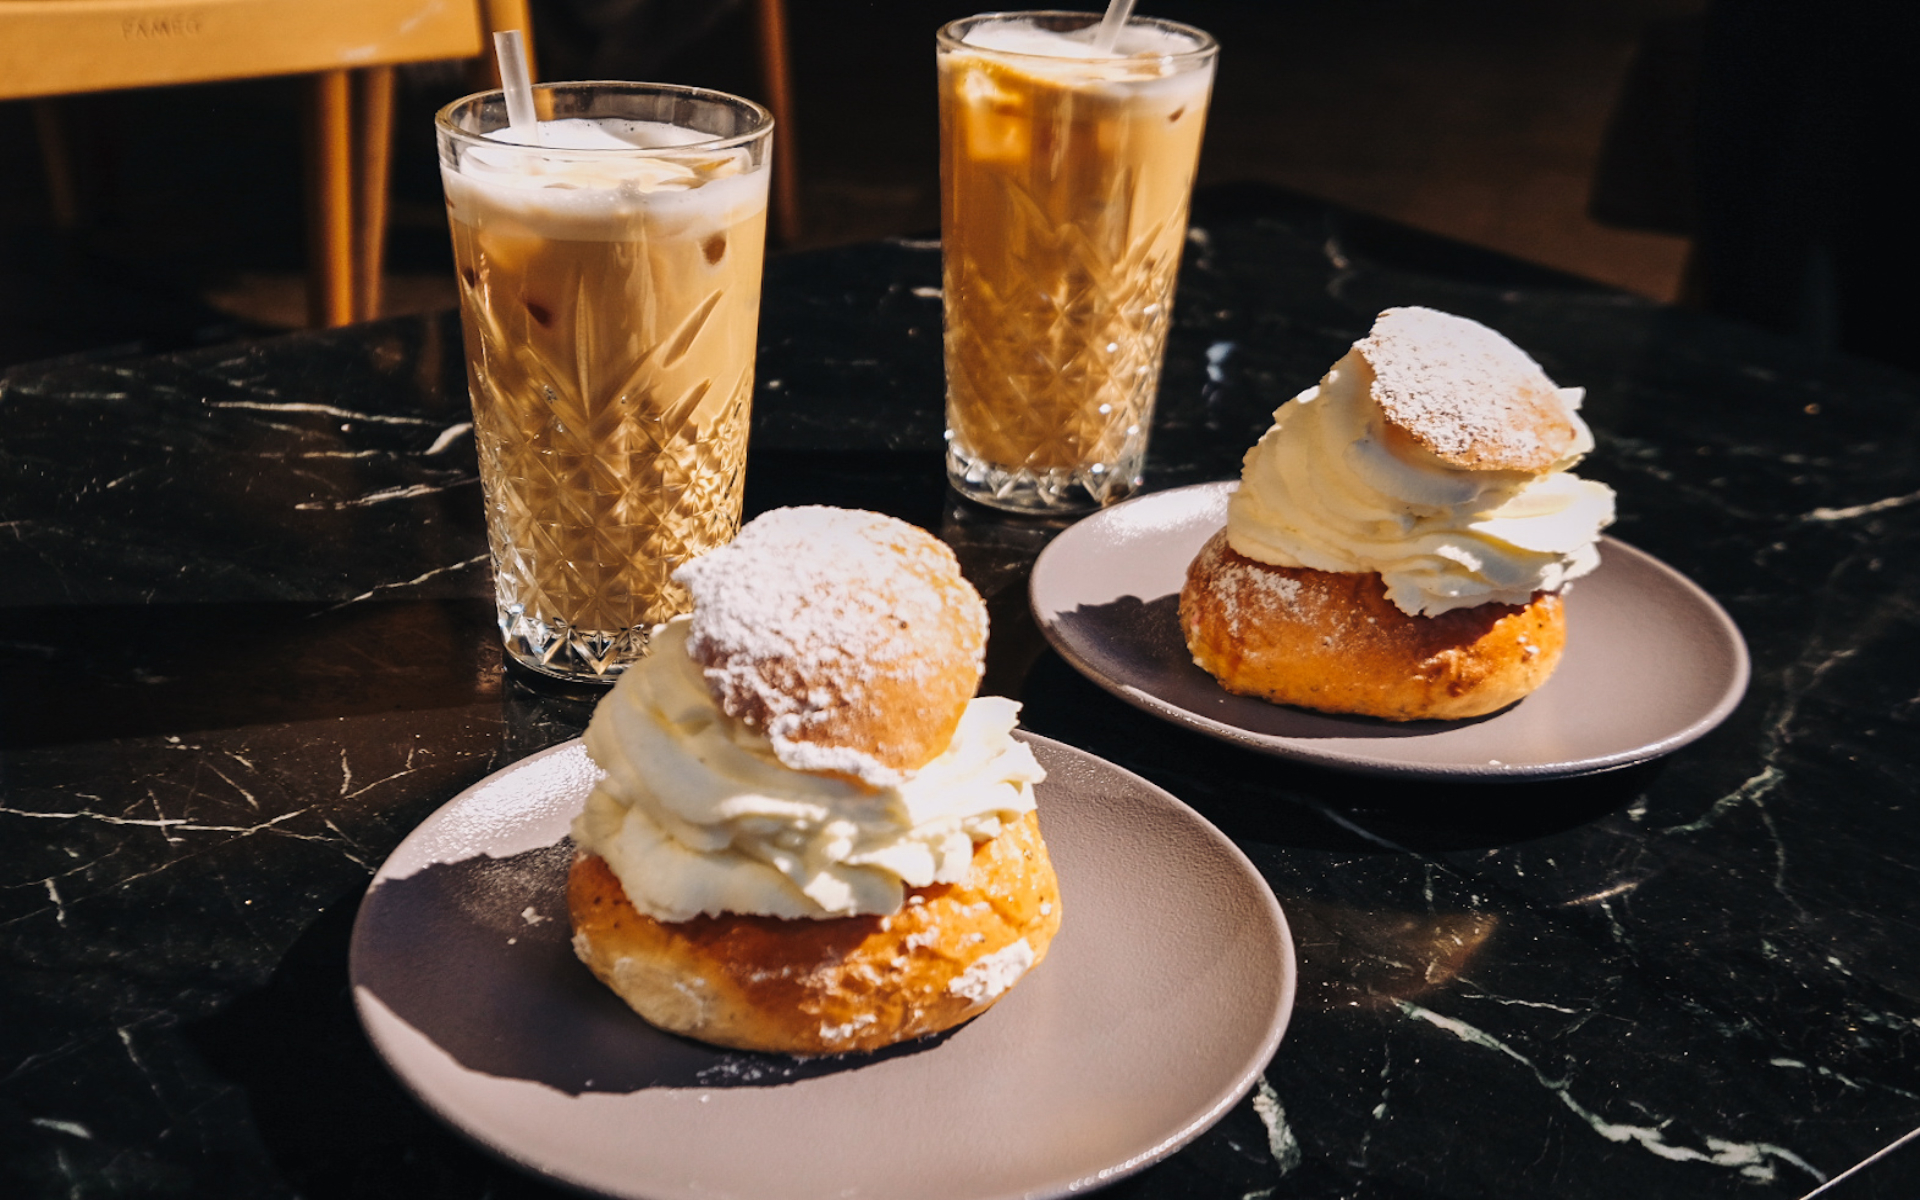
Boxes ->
[754,0,801,249]
[1,0,540,327]
[4,0,800,330]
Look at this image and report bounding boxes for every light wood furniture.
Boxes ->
[8,0,800,328]
[752,0,800,248]
[2,0,530,327]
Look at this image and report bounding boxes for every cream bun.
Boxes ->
[1181,308,1614,720]
[569,506,1060,1052]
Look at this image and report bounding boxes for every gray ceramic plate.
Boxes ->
[350,735,1295,1200]
[1030,481,1750,781]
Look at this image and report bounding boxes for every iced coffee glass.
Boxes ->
[436,83,771,682]
[939,12,1216,513]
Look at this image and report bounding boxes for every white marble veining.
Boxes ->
[1399,1000,1825,1185]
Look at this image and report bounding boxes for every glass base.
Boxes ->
[498,608,658,683]
[945,443,1142,515]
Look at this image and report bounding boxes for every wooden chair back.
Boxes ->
[0,0,485,101]
[2,0,529,327]
[5,0,798,329]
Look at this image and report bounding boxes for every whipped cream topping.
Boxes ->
[571,617,1045,922]
[1228,349,1616,616]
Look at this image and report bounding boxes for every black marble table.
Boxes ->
[6,185,1920,1199]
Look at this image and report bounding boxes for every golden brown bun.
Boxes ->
[569,810,1062,1054]
[1358,307,1582,473]
[1179,531,1565,721]
[675,507,987,781]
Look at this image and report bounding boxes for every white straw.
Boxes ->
[494,30,541,144]
[1091,0,1138,54]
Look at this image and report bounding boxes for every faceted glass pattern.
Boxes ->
[439,82,771,683]
[943,199,1181,512]
[938,15,1215,514]
[473,367,750,681]
[450,214,762,686]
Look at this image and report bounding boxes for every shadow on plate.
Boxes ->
[1051,593,1506,742]
[1018,649,1661,854]
[351,842,950,1094]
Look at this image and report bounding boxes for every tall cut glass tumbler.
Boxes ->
[938,11,1216,513]
[437,83,772,682]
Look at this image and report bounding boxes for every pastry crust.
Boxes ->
[1179,531,1565,721]
[569,810,1062,1054]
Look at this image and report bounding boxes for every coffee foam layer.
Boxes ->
[953,19,1212,91]
[483,117,710,151]
[444,117,767,242]
[962,20,1202,60]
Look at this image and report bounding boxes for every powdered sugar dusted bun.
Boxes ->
[673,507,988,787]
[1191,306,1613,718]
[1359,306,1583,472]
[568,809,1062,1054]
[1180,531,1565,721]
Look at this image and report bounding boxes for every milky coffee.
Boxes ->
[437,85,772,681]
[939,13,1216,512]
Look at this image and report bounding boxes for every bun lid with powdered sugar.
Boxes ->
[1357,306,1586,473]
[673,506,989,788]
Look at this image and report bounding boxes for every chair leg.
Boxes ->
[305,70,356,328]
[354,66,396,323]
[756,0,803,246]
[30,99,82,230]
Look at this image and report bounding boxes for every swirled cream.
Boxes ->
[1227,335,1616,616]
[570,616,1045,922]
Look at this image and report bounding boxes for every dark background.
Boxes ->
[0,0,1713,369]
[8,0,1914,374]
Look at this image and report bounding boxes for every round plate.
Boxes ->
[1029,481,1750,780]
[350,735,1295,1200]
